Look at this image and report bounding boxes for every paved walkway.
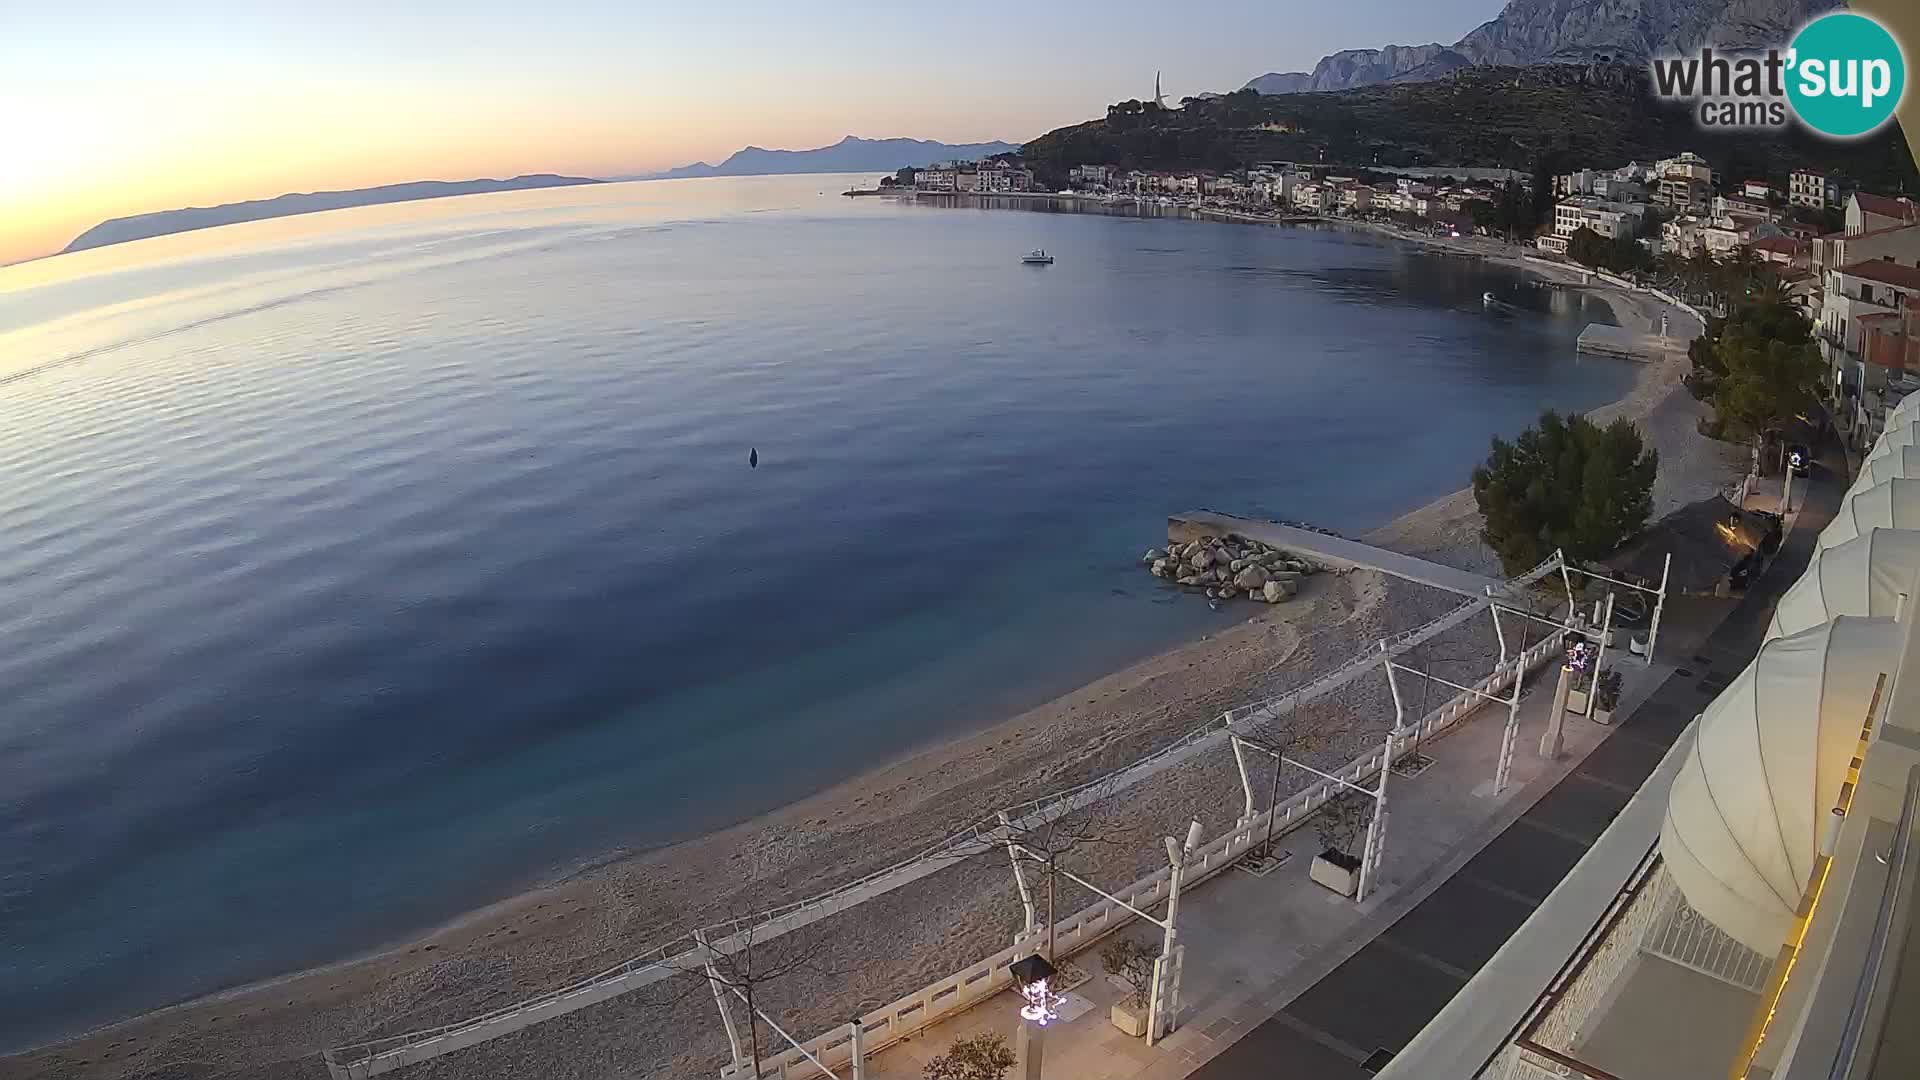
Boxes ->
[859,431,1843,1080]
[1170,511,1506,598]
[1185,427,1845,1080]
[859,646,1647,1080]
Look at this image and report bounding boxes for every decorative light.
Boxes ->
[1008,954,1062,1026]
[1566,639,1595,673]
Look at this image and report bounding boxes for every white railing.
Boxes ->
[327,551,1568,1078]
[723,630,1566,1080]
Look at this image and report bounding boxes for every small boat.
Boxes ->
[1022,250,1055,265]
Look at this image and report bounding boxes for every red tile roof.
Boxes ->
[1856,193,1920,222]
[1838,259,1920,290]
[1751,235,1807,255]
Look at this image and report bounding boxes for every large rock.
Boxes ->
[1143,548,1163,565]
[1191,549,1215,570]
[1234,566,1270,590]
[1151,559,1169,577]
[1264,579,1297,603]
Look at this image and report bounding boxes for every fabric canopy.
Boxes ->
[1769,529,1920,640]
[1661,616,1899,955]
[1847,446,1920,500]
[1819,478,1920,551]
[1866,419,1920,464]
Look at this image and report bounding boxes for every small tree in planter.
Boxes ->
[925,1032,1017,1080]
[1309,790,1370,897]
[1099,937,1161,1036]
[1592,669,1623,723]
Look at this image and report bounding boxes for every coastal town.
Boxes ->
[888,149,1919,456]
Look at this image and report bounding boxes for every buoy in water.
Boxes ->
[749,448,759,468]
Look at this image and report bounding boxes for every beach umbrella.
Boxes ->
[1819,478,1920,550]
[1662,616,1900,955]
[1768,528,1920,640]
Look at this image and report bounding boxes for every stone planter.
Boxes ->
[1111,1001,1148,1037]
[1593,707,1614,725]
[1567,688,1589,713]
[1309,850,1360,897]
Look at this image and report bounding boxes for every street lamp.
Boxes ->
[1009,954,1060,1025]
[1009,953,1060,1080]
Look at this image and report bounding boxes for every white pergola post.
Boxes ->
[999,811,1037,940]
[1585,592,1615,718]
[1147,821,1203,1044]
[1356,726,1394,903]
[1381,639,1405,730]
[1489,599,1508,667]
[848,1020,865,1080]
[694,930,746,1071]
[1230,735,1257,825]
[1646,553,1672,666]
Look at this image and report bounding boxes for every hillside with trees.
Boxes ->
[1022,65,1915,194]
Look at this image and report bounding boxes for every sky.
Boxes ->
[0,0,1503,265]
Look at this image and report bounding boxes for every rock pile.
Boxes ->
[1142,534,1316,604]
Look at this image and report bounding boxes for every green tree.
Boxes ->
[1472,411,1660,575]
[925,1033,1017,1080]
[1692,295,1824,449]
[1566,227,1650,274]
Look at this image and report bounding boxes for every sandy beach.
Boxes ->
[3,235,1745,1080]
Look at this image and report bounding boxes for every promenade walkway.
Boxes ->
[1187,429,1844,1080]
[861,438,1842,1080]
[1170,511,1507,599]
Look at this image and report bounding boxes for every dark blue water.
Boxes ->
[0,175,1629,1047]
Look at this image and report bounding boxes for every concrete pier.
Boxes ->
[1168,511,1506,599]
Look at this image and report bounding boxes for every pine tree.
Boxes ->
[1472,411,1660,576]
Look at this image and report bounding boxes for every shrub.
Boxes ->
[925,1033,1017,1080]
[1099,937,1161,1009]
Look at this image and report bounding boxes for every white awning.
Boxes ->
[1866,418,1920,462]
[1819,478,1920,551]
[1770,529,1920,641]
[1849,446,1920,499]
[1661,616,1899,955]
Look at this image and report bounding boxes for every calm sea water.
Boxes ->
[0,174,1629,1048]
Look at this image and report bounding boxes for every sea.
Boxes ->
[0,174,1631,1049]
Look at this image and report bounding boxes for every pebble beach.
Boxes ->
[1,240,1746,1080]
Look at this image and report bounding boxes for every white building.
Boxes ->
[1552,196,1647,241]
[1067,164,1108,187]
[918,164,957,192]
[1292,184,1334,212]
[1849,192,1920,236]
[1821,258,1920,438]
[1790,168,1841,210]
[977,162,1032,193]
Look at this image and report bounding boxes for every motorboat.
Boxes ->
[1022,250,1055,265]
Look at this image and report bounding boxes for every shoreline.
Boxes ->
[3,215,1740,1080]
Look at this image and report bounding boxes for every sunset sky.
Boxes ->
[1,0,1500,265]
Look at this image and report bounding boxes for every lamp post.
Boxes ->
[1009,954,1060,1080]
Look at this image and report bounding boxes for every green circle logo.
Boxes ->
[1787,13,1906,138]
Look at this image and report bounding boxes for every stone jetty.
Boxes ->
[1141,533,1315,604]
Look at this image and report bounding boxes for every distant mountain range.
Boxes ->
[634,136,1025,180]
[61,174,601,254]
[1242,0,1843,95]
